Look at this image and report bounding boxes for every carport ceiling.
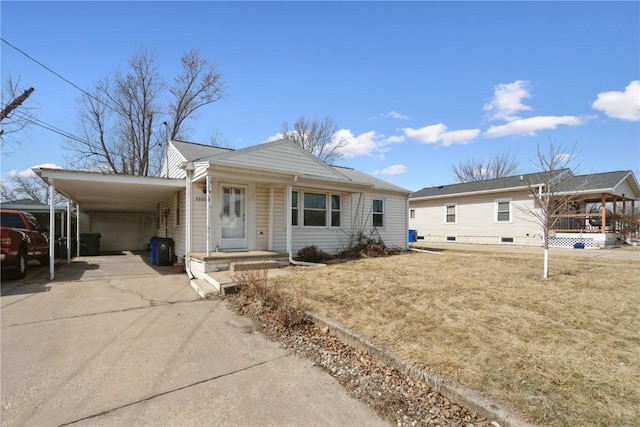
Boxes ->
[35,168,185,213]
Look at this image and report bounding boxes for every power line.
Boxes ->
[1,37,119,116]
[12,112,88,145]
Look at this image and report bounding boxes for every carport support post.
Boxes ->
[66,198,72,264]
[285,184,292,255]
[48,180,56,280]
[206,175,211,255]
[76,202,80,258]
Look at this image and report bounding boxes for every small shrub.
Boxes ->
[296,245,331,263]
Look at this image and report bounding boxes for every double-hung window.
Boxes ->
[444,203,456,224]
[495,199,512,223]
[372,199,384,227]
[291,191,342,227]
[331,195,341,227]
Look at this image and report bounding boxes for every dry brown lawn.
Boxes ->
[271,249,640,426]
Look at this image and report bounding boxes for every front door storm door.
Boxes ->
[220,185,247,250]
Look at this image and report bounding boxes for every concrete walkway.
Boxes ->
[1,252,386,427]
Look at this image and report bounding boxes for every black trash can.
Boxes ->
[56,237,77,259]
[155,238,174,266]
[80,232,102,256]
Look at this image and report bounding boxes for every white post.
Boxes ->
[206,175,211,255]
[76,202,81,258]
[67,198,71,264]
[48,181,55,280]
[268,187,274,251]
[285,184,292,256]
[186,170,193,274]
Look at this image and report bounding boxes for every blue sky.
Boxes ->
[2,1,639,192]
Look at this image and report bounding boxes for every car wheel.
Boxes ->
[14,249,27,279]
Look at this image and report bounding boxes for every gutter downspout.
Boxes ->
[184,162,195,279]
[285,182,326,267]
[66,198,71,264]
[76,202,80,258]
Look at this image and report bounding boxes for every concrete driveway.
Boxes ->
[1,252,386,427]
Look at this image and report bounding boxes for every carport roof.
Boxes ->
[35,168,185,213]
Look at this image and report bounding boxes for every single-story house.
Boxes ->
[35,138,410,279]
[409,169,640,248]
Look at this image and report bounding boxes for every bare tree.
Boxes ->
[1,74,38,151]
[1,173,65,205]
[65,49,225,176]
[519,140,583,279]
[452,152,520,183]
[280,116,347,164]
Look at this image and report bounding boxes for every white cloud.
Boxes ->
[264,132,284,142]
[332,129,379,158]
[592,80,640,121]
[441,129,481,146]
[9,163,63,178]
[485,116,584,138]
[402,123,480,146]
[402,123,447,144]
[556,153,574,162]
[383,110,410,120]
[375,164,407,176]
[483,80,532,122]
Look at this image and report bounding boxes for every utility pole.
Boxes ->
[0,87,34,121]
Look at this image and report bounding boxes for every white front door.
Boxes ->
[220,185,247,250]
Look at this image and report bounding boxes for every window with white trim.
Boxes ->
[304,192,326,226]
[410,209,415,219]
[444,203,456,224]
[372,199,384,227]
[331,195,341,227]
[495,199,512,223]
[291,191,299,226]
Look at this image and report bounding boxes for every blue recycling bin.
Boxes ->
[408,229,417,243]
[150,237,158,265]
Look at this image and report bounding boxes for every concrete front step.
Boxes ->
[190,278,219,298]
[231,260,280,272]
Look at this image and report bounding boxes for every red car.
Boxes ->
[1,210,50,279]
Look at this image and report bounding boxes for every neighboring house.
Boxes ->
[409,169,640,248]
[35,139,410,276]
[0,199,73,238]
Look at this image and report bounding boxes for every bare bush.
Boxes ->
[231,268,308,328]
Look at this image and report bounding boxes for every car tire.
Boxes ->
[14,249,27,279]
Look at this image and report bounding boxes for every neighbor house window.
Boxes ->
[410,209,415,219]
[372,199,384,227]
[444,203,457,224]
[291,191,299,226]
[331,195,341,227]
[304,192,326,226]
[496,199,512,222]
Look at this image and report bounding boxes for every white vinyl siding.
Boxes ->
[409,190,541,246]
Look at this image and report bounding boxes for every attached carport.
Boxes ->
[35,168,185,279]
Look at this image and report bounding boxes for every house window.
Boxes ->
[496,199,512,222]
[372,199,384,227]
[446,236,457,242]
[500,237,515,244]
[304,192,326,226]
[331,195,341,227]
[410,209,415,219]
[291,191,299,226]
[445,203,456,224]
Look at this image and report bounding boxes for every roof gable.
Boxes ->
[206,139,354,182]
[169,139,232,162]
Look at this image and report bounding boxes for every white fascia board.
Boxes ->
[35,168,184,188]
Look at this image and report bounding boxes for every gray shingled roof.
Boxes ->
[333,166,410,193]
[411,169,639,199]
[410,169,570,199]
[170,140,232,162]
